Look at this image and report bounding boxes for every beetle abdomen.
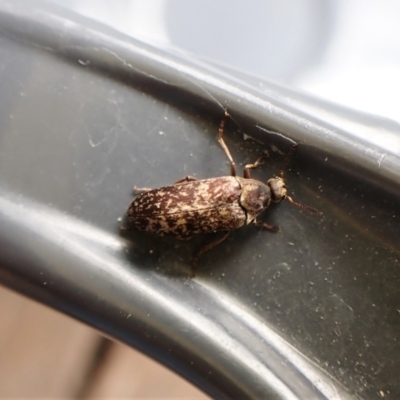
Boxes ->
[127,176,246,238]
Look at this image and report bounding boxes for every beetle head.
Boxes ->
[268,176,323,215]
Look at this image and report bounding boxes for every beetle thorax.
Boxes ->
[236,177,272,224]
[267,177,287,203]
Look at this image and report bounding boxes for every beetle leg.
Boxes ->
[174,176,198,184]
[254,220,280,232]
[191,230,230,277]
[243,155,268,179]
[217,111,237,177]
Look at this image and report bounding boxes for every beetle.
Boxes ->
[124,111,321,275]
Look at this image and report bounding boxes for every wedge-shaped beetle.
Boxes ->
[124,111,321,275]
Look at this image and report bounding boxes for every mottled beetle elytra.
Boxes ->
[123,111,322,276]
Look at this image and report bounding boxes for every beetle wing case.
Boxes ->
[127,177,246,239]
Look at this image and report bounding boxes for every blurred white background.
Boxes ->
[53,0,400,124]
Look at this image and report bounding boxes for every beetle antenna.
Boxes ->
[279,144,298,178]
[286,195,323,215]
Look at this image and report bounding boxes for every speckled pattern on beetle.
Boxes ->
[128,175,274,237]
[124,111,321,272]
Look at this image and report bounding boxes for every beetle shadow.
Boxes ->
[192,207,284,276]
[119,222,267,279]
[120,220,206,279]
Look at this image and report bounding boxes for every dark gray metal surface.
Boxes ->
[0,1,399,399]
